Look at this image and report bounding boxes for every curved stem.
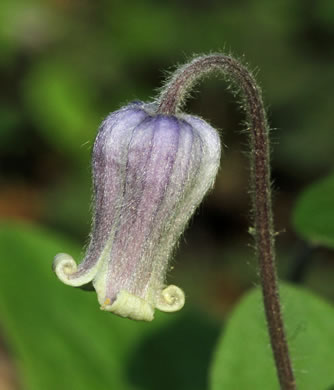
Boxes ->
[157,54,296,390]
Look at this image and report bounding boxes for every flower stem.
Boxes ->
[157,54,296,390]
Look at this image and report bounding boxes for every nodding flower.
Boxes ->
[53,101,221,321]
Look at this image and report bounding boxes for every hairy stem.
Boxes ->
[157,54,296,390]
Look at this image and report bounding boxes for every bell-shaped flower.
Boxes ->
[53,101,221,321]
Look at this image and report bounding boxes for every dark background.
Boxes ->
[1,0,334,388]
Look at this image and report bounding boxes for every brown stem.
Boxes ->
[157,54,296,390]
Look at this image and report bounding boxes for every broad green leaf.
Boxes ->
[0,222,175,390]
[0,222,219,390]
[210,284,334,390]
[293,173,334,249]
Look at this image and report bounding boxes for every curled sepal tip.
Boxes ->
[156,285,185,312]
[53,253,96,287]
[53,252,185,321]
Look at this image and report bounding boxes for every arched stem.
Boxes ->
[157,54,296,390]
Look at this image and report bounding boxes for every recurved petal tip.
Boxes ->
[53,253,77,281]
[53,253,96,287]
[156,285,185,313]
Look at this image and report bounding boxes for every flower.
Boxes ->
[53,101,221,321]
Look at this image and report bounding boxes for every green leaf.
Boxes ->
[0,222,219,390]
[210,284,334,390]
[293,173,334,249]
[0,222,176,390]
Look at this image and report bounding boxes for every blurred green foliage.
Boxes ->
[1,223,333,390]
[294,172,334,249]
[23,59,99,161]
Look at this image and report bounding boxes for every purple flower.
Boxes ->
[53,102,221,321]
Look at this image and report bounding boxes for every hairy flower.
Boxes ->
[53,101,220,321]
